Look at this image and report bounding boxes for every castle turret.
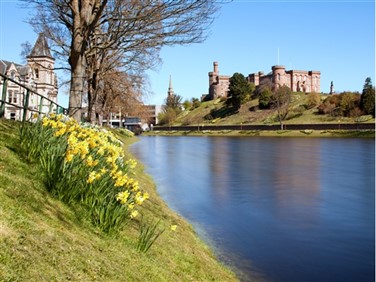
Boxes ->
[272,65,286,88]
[213,61,218,73]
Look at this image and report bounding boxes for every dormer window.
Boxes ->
[10,71,16,80]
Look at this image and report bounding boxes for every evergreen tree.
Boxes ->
[360,77,375,117]
[226,73,254,110]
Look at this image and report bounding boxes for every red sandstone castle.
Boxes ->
[208,61,321,100]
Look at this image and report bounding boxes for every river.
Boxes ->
[130,136,375,282]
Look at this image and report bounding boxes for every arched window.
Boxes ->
[277,73,281,81]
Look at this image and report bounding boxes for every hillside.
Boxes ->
[0,119,240,281]
[172,92,374,126]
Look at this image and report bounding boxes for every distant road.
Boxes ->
[154,123,375,131]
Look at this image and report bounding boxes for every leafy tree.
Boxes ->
[272,85,291,129]
[226,73,254,110]
[258,87,273,109]
[340,92,360,117]
[158,94,183,125]
[360,77,375,117]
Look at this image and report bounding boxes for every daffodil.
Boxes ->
[130,210,139,219]
[116,190,130,204]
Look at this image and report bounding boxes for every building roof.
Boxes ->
[27,32,53,59]
[0,60,29,76]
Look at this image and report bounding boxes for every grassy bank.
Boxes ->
[0,119,241,281]
[144,129,375,138]
[166,94,375,127]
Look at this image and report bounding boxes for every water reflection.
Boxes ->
[131,136,375,282]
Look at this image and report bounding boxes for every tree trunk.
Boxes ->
[69,58,84,121]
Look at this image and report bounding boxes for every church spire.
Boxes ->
[28,32,53,59]
[167,75,174,97]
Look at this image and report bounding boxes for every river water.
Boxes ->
[130,136,375,282]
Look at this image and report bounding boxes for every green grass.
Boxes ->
[145,129,375,138]
[0,119,242,282]
[174,93,375,126]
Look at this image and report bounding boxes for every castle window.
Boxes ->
[277,73,281,81]
[35,68,39,79]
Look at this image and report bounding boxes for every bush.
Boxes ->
[318,92,361,117]
[258,88,273,109]
[307,93,321,109]
[191,98,201,109]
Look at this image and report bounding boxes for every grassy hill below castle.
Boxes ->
[164,92,375,127]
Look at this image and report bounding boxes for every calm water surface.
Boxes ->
[131,136,375,282]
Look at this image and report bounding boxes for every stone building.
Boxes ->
[208,61,231,100]
[248,65,321,93]
[0,33,58,120]
[207,61,320,100]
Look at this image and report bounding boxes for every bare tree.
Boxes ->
[272,85,291,130]
[20,41,32,64]
[24,0,222,121]
[96,69,147,126]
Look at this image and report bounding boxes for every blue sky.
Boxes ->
[1,0,375,107]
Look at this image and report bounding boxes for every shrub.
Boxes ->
[258,88,273,109]
[307,93,321,109]
[191,98,201,109]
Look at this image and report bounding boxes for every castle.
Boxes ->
[208,61,321,100]
[0,33,58,120]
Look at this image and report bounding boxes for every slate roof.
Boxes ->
[27,32,53,59]
[0,60,28,76]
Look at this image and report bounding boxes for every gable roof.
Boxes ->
[0,60,30,77]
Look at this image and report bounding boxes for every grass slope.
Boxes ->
[0,119,240,282]
[174,93,375,126]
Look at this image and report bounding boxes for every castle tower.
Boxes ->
[208,61,219,99]
[208,61,230,100]
[272,65,286,89]
[167,75,174,97]
[27,32,58,103]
